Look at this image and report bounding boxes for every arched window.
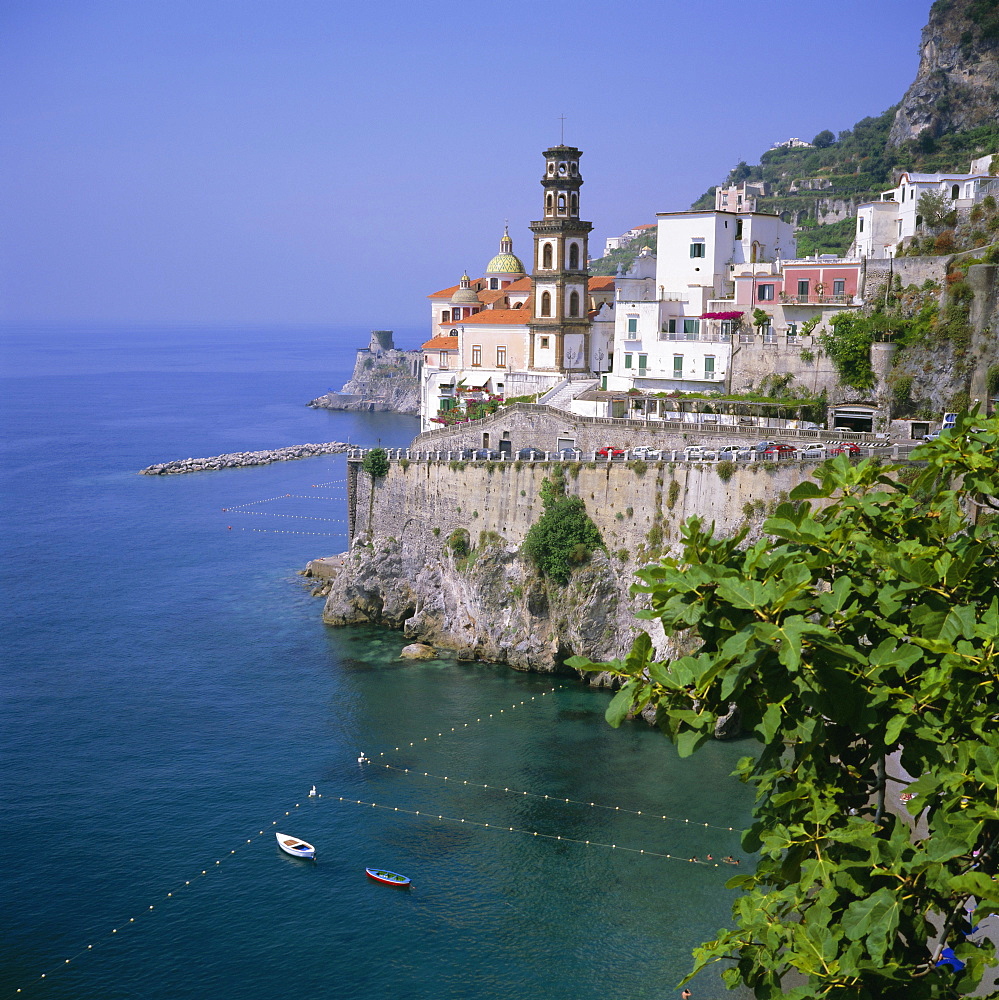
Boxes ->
[542,243,553,269]
[569,291,579,317]
[557,194,566,213]
[546,193,553,214]
[570,192,578,216]
[568,243,579,269]
[951,184,960,200]
[540,291,551,317]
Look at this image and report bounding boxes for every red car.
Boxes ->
[596,445,625,458]
[763,443,796,459]
[828,442,861,457]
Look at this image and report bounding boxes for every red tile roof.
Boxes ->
[460,308,531,326]
[504,276,533,292]
[421,336,459,350]
[428,285,460,299]
[588,275,615,290]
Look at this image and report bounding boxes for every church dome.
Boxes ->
[485,226,525,275]
[451,272,480,305]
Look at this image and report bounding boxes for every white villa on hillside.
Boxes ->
[854,154,999,259]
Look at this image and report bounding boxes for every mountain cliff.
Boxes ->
[889,0,999,146]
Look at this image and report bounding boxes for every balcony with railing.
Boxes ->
[780,293,857,306]
[658,330,732,343]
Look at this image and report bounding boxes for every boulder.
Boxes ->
[400,642,437,660]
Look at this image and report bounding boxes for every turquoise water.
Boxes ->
[1,326,754,999]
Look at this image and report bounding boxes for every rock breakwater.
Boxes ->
[140,441,350,475]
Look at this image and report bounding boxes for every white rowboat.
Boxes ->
[276,832,316,860]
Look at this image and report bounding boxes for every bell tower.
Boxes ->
[528,144,592,374]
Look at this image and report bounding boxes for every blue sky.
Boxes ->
[1,0,931,335]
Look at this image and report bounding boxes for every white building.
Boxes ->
[770,137,814,150]
[602,222,655,256]
[604,210,795,394]
[853,157,999,259]
[714,181,765,213]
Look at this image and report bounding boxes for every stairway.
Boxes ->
[538,377,598,413]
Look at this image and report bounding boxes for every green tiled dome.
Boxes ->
[486,252,525,274]
[485,226,525,274]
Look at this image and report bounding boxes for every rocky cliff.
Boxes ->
[309,331,422,415]
[310,457,823,678]
[318,533,646,674]
[888,0,999,146]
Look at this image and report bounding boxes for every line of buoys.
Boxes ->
[229,510,345,522]
[335,795,731,867]
[10,801,319,997]
[370,687,562,759]
[239,528,348,537]
[222,493,344,512]
[310,480,347,488]
[376,763,739,833]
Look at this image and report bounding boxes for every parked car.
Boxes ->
[630,446,662,460]
[716,444,752,460]
[473,448,501,460]
[683,445,717,460]
[763,443,797,459]
[596,445,625,458]
[797,443,827,458]
[517,446,544,459]
[828,442,861,457]
[755,440,778,452]
[922,431,941,442]
[556,447,582,461]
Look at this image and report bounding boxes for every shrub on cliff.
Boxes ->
[362,448,389,478]
[570,413,999,998]
[522,476,602,585]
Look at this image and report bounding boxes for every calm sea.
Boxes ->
[0,325,754,1000]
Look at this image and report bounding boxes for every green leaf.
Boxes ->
[715,578,776,610]
[885,713,907,747]
[605,683,636,729]
[675,726,709,758]
[789,480,826,500]
[973,744,999,789]
[760,702,782,744]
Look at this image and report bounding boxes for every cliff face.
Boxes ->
[320,533,648,673]
[888,0,999,146]
[313,458,822,675]
[309,347,422,415]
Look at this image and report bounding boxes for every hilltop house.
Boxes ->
[853,155,999,259]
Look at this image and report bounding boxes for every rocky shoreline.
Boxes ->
[139,440,350,475]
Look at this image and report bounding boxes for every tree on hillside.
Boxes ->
[812,129,835,148]
[918,189,950,228]
[571,413,999,998]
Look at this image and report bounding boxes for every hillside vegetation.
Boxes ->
[691,111,998,255]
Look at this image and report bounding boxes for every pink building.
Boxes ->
[736,261,861,308]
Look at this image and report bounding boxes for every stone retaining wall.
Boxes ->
[349,455,820,557]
